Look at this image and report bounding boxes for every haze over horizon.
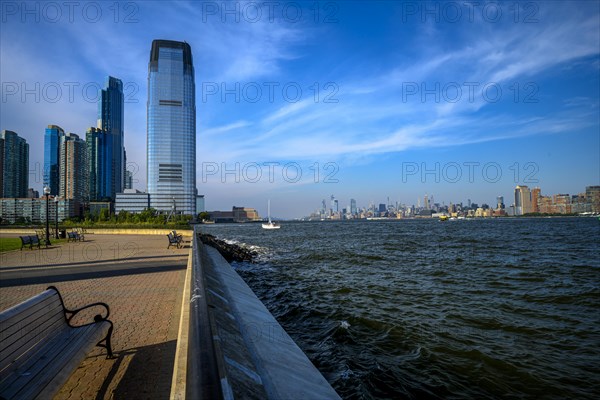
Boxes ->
[1,1,599,218]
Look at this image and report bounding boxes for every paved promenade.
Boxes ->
[0,232,189,399]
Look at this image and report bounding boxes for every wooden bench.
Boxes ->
[75,227,86,241]
[0,286,113,400]
[167,232,182,249]
[66,231,82,242]
[19,235,41,250]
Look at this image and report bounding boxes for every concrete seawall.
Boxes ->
[172,230,340,399]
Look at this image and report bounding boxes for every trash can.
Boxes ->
[59,229,66,239]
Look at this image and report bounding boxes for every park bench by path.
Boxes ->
[75,227,86,241]
[67,231,81,242]
[167,232,183,249]
[19,235,41,250]
[0,286,113,400]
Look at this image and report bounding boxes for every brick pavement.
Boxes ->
[0,233,189,399]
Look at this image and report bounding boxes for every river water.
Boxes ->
[200,218,599,399]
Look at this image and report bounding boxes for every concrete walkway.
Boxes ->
[0,233,189,399]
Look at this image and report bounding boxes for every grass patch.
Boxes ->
[0,238,22,252]
[0,237,72,253]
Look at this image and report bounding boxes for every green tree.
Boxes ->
[199,212,210,221]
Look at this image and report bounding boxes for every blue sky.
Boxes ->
[1,1,599,218]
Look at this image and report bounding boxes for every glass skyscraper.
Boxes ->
[147,40,196,215]
[86,127,113,201]
[97,76,125,199]
[44,125,64,195]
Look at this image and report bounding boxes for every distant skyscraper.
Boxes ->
[531,187,541,213]
[586,186,600,213]
[86,127,113,201]
[496,196,505,210]
[60,133,87,202]
[124,170,133,190]
[97,76,125,199]
[1,130,29,198]
[147,39,196,215]
[350,198,357,215]
[515,185,532,215]
[424,194,429,210]
[44,125,64,195]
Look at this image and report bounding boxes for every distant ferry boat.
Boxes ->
[439,215,449,221]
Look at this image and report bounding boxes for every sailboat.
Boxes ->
[262,199,280,229]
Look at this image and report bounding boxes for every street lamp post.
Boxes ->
[54,196,60,239]
[43,186,51,246]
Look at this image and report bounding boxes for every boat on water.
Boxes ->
[262,200,280,229]
[439,215,449,221]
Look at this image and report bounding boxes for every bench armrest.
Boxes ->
[64,302,111,326]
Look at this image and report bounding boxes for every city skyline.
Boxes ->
[1,1,599,218]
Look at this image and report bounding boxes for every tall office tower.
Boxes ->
[514,185,532,215]
[424,194,429,210]
[59,133,87,201]
[0,130,29,198]
[97,76,125,199]
[86,127,113,201]
[147,40,196,215]
[496,196,505,210]
[350,198,357,215]
[531,187,541,213]
[124,170,133,190]
[44,125,65,195]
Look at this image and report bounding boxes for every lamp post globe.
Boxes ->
[43,186,51,246]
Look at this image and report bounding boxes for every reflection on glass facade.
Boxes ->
[86,127,113,201]
[97,76,124,199]
[147,40,196,215]
[44,125,64,196]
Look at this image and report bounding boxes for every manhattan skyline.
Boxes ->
[1,1,598,218]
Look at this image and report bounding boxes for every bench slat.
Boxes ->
[0,292,66,373]
[0,313,66,379]
[0,297,64,345]
[0,290,57,324]
[0,321,110,400]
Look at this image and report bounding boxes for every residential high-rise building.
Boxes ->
[44,125,64,195]
[531,187,541,213]
[60,133,87,202]
[98,76,125,199]
[0,130,29,198]
[86,127,113,201]
[515,185,532,215]
[586,186,600,213]
[147,40,196,215]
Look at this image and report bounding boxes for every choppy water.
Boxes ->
[200,218,600,399]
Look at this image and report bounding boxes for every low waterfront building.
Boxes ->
[89,201,113,217]
[208,207,261,223]
[0,197,77,223]
[114,189,150,214]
